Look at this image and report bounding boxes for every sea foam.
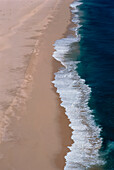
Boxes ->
[52,0,104,169]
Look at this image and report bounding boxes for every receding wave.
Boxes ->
[52,0,104,169]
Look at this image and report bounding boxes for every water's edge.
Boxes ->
[52,1,105,169]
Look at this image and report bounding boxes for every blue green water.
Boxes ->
[53,0,114,169]
[77,0,114,169]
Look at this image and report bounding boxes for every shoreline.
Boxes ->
[0,0,74,169]
[28,0,74,169]
[52,59,73,169]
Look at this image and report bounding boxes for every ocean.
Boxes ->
[52,0,114,169]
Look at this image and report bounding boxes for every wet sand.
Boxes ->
[0,0,73,169]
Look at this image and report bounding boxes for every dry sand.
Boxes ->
[0,0,73,169]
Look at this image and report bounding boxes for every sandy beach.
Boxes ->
[0,0,73,169]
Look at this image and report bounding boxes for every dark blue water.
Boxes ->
[76,0,114,169]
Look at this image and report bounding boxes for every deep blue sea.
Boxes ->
[77,0,114,169]
[53,0,114,169]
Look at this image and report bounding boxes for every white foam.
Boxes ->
[52,59,103,169]
[70,1,82,9]
[52,0,104,169]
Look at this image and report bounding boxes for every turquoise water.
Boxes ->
[53,0,114,169]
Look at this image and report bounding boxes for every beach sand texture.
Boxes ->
[0,0,73,169]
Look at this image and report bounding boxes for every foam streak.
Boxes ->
[52,1,104,169]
